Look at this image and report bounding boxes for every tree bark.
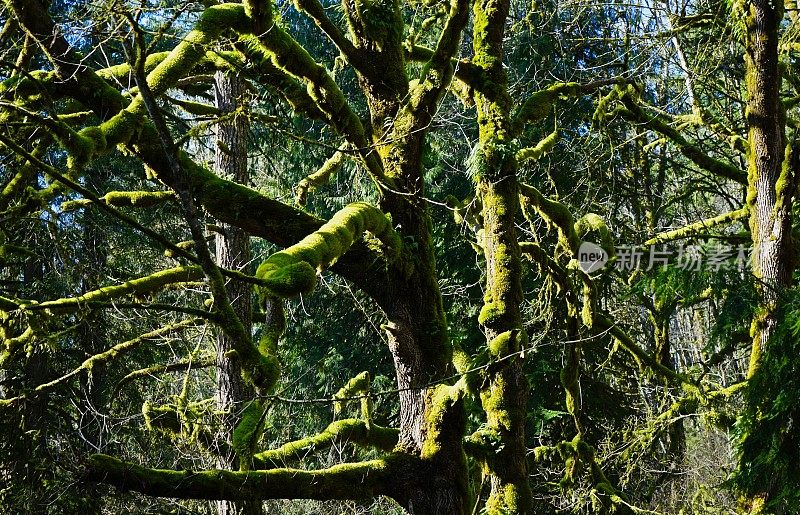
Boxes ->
[472,0,533,511]
[213,70,262,515]
[742,0,795,509]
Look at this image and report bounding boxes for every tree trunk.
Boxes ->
[213,70,262,515]
[472,0,533,510]
[742,0,795,509]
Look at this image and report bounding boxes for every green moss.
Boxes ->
[104,190,175,208]
[256,203,399,300]
[519,183,580,252]
[516,128,558,163]
[232,401,266,468]
[421,384,464,459]
[478,300,506,326]
[334,371,370,415]
[487,329,526,357]
[575,213,614,256]
[33,266,203,313]
[295,148,346,205]
[85,453,391,499]
[253,419,398,469]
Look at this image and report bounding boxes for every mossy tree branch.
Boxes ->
[83,454,392,501]
[511,79,620,136]
[613,87,747,184]
[252,419,399,469]
[27,266,204,315]
[255,202,401,299]
[0,319,201,408]
[642,207,749,246]
[295,144,348,205]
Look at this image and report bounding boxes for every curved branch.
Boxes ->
[253,419,399,469]
[256,202,401,299]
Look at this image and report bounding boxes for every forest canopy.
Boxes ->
[0,0,799,513]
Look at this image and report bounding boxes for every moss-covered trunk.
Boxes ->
[741,0,795,509]
[376,127,468,515]
[471,0,533,511]
[744,0,791,378]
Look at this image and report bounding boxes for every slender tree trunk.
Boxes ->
[472,0,533,511]
[744,0,791,377]
[213,70,262,515]
[742,0,795,510]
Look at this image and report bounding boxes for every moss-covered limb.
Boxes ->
[0,325,35,367]
[167,96,221,116]
[255,202,401,299]
[642,207,749,246]
[101,190,177,208]
[142,398,220,452]
[404,0,469,118]
[406,44,487,92]
[26,266,203,315]
[84,454,391,500]
[614,92,747,184]
[235,39,326,121]
[8,79,387,308]
[519,182,580,253]
[0,133,198,263]
[295,145,347,205]
[293,0,360,65]
[593,314,696,389]
[339,0,404,62]
[232,401,268,470]
[54,4,247,160]
[113,354,216,394]
[131,5,248,105]
[95,51,171,83]
[333,371,371,419]
[511,79,620,136]
[252,419,399,469]
[0,137,51,213]
[27,300,219,322]
[0,319,201,409]
[516,127,558,163]
[242,15,388,186]
[574,213,615,256]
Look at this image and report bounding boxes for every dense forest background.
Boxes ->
[0,0,798,513]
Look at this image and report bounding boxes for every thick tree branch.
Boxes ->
[512,79,620,136]
[83,454,392,501]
